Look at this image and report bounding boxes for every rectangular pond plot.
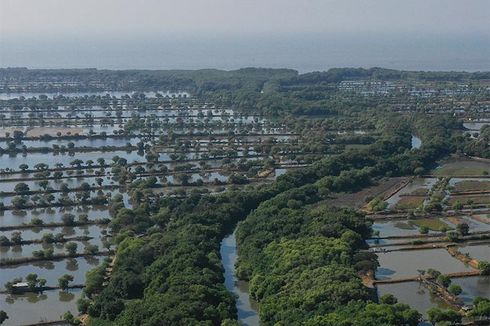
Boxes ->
[457,244,490,262]
[1,224,108,241]
[451,276,490,305]
[445,216,490,233]
[366,238,416,247]
[0,150,147,170]
[448,178,490,192]
[0,90,188,100]
[0,234,109,259]
[377,281,449,318]
[385,178,437,209]
[3,136,144,149]
[0,206,109,227]
[0,289,81,326]
[376,249,474,280]
[371,220,419,237]
[0,256,102,290]
[434,158,490,177]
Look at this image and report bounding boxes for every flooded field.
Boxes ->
[451,276,490,305]
[372,220,420,237]
[377,281,448,318]
[0,289,81,326]
[0,91,312,324]
[434,158,490,177]
[385,178,436,209]
[376,249,474,280]
[1,257,101,290]
[0,91,189,100]
[457,244,490,261]
[372,155,490,322]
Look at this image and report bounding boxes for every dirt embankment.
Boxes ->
[25,127,84,137]
[321,177,407,210]
[447,246,481,269]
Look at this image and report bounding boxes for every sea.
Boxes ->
[0,34,489,72]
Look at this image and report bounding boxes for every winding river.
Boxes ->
[220,231,259,326]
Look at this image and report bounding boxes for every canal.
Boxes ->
[220,231,259,326]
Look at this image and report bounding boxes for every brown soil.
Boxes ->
[471,214,490,224]
[318,177,406,209]
[25,127,84,137]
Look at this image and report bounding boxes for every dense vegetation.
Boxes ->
[1,67,488,325]
[83,114,458,325]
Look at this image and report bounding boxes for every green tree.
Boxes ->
[0,310,8,325]
[468,297,490,319]
[379,294,398,305]
[427,308,461,325]
[456,223,469,236]
[14,182,30,194]
[448,284,462,296]
[10,231,22,245]
[437,274,451,288]
[478,261,490,275]
[62,213,76,226]
[58,274,74,290]
[26,273,39,291]
[66,242,78,255]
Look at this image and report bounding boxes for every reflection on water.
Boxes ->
[0,289,81,326]
[220,231,259,326]
[377,281,448,318]
[451,276,490,305]
[0,257,98,290]
[0,91,189,100]
[385,178,436,209]
[376,249,474,280]
[457,244,490,262]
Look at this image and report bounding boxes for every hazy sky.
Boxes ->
[1,0,489,71]
[1,0,489,39]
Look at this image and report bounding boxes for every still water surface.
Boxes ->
[220,231,259,326]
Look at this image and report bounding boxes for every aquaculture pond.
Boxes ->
[445,215,490,233]
[0,91,308,325]
[0,289,81,326]
[451,276,490,305]
[434,158,490,177]
[0,256,102,291]
[457,244,490,261]
[371,220,420,238]
[0,206,109,227]
[384,178,437,209]
[0,90,189,100]
[377,281,448,318]
[1,224,108,241]
[0,150,146,170]
[376,248,474,280]
[463,121,489,135]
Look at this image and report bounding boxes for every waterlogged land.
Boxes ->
[0,91,307,324]
[0,68,489,326]
[366,155,490,321]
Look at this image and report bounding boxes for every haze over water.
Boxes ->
[1,0,489,72]
[2,35,489,72]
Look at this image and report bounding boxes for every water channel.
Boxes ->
[220,231,259,326]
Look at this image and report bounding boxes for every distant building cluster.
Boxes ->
[338,80,489,98]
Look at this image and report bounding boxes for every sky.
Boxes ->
[0,0,489,71]
[1,0,489,39]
